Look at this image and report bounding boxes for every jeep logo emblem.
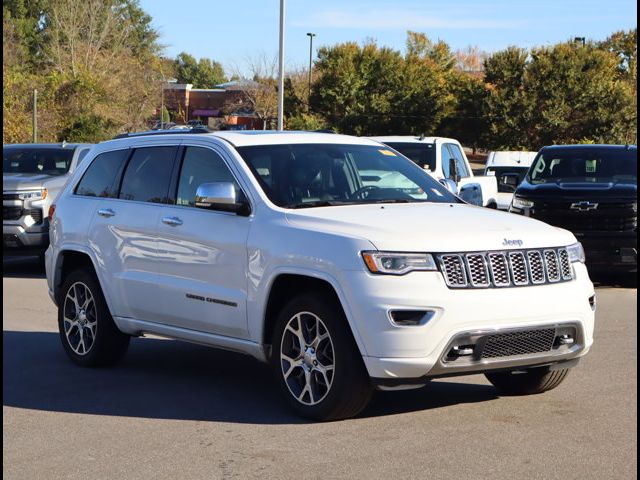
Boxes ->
[503,238,524,247]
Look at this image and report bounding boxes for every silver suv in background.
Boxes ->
[3,143,92,259]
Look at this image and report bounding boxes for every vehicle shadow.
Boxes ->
[2,256,46,279]
[590,271,637,289]
[3,330,498,424]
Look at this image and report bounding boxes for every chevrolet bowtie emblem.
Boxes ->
[570,201,599,211]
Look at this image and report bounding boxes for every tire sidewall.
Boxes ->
[57,269,118,367]
[271,292,369,420]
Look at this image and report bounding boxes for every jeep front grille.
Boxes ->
[438,247,573,288]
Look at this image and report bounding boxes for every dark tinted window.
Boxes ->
[3,147,75,176]
[177,147,238,207]
[77,148,91,165]
[486,166,530,192]
[75,149,129,198]
[119,147,176,203]
[530,147,637,184]
[383,142,436,171]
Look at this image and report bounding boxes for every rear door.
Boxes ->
[88,145,178,321]
[152,144,251,338]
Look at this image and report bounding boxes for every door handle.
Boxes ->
[97,208,115,217]
[162,216,183,226]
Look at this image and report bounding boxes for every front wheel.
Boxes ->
[485,366,570,395]
[271,292,373,421]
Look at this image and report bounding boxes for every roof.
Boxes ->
[368,136,461,145]
[213,131,381,147]
[541,144,637,151]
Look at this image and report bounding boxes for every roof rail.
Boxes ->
[112,126,211,139]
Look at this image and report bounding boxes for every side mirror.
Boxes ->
[195,182,251,216]
[459,183,483,206]
[448,158,460,183]
[498,173,520,192]
[439,178,458,193]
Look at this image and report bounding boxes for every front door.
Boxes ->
[153,145,251,338]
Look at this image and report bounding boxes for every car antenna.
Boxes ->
[419,133,425,141]
[62,140,67,147]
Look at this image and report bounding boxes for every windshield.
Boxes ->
[236,143,459,208]
[3,147,74,176]
[529,148,637,184]
[381,142,436,171]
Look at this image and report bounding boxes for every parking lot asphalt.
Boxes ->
[3,256,637,480]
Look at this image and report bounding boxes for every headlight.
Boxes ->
[567,242,585,263]
[362,251,437,275]
[17,189,47,200]
[511,196,533,209]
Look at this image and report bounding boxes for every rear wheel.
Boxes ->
[58,269,130,367]
[271,292,373,421]
[485,366,570,395]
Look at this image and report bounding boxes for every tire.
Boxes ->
[271,291,373,421]
[58,269,130,367]
[485,366,570,395]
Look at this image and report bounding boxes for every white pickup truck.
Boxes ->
[370,136,499,208]
[484,150,538,210]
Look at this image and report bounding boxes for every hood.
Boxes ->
[516,179,637,201]
[285,203,576,252]
[3,173,67,191]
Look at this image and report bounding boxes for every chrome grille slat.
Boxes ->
[543,249,561,282]
[526,250,546,284]
[438,247,575,289]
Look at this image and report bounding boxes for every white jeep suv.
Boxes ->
[45,130,596,421]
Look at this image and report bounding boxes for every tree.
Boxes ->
[174,52,226,88]
[224,54,279,129]
[483,47,533,149]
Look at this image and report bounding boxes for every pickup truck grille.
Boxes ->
[531,201,637,232]
[437,247,573,288]
[2,207,43,223]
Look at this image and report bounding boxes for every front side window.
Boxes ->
[382,142,436,171]
[3,147,75,176]
[446,144,470,178]
[177,147,239,207]
[119,147,177,203]
[440,144,451,179]
[529,148,638,184]
[236,143,459,208]
[75,149,129,198]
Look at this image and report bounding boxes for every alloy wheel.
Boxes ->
[280,311,335,405]
[63,281,97,355]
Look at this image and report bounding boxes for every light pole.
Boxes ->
[277,0,285,130]
[306,32,316,106]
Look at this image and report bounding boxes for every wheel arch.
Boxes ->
[261,272,366,359]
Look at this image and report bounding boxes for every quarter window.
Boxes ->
[119,147,176,203]
[176,147,238,207]
[75,149,129,198]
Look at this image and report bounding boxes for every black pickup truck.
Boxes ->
[510,144,637,272]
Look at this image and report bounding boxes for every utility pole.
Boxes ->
[32,89,38,143]
[306,32,316,107]
[277,0,285,130]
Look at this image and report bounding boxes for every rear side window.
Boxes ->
[119,147,177,204]
[75,149,129,198]
[176,147,238,207]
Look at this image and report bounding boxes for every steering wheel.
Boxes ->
[349,185,381,200]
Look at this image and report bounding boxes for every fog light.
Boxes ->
[389,310,435,326]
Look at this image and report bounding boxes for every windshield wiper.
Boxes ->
[355,199,414,204]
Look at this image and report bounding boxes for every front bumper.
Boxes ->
[340,263,595,380]
[576,232,637,270]
[3,223,49,252]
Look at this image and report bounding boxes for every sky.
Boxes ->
[140,0,637,76]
